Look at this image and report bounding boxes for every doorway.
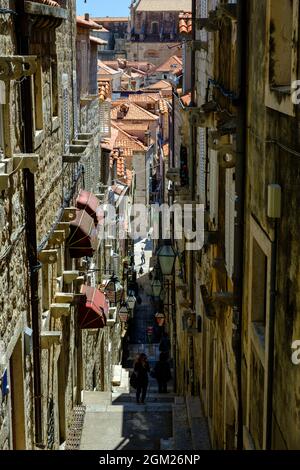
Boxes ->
[9,336,26,449]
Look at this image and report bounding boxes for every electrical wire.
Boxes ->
[248,126,300,159]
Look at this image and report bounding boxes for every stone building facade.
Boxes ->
[167,0,300,450]
[0,0,121,450]
[126,0,191,65]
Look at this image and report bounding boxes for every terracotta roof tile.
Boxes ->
[181,92,192,106]
[111,102,159,122]
[98,79,111,101]
[77,17,101,29]
[128,93,160,105]
[159,99,169,114]
[144,80,172,91]
[153,55,182,74]
[111,123,147,163]
[179,12,193,35]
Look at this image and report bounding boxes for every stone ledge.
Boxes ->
[24,1,68,20]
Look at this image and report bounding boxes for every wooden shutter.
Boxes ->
[0,104,4,155]
[225,168,236,279]
[73,70,78,139]
[200,0,208,42]
[62,73,70,154]
[209,149,219,226]
[198,127,206,204]
[99,101,111,137]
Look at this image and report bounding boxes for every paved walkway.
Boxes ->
[78,236,211,450]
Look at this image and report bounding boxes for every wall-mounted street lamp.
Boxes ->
[104,273,123,306]
[157,243,177,276]
[152,278,163,298]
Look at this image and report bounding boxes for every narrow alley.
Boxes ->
[77,239,210,451]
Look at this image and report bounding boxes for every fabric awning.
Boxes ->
[67,210,97,258]
[78,285,108,329]
[76,190,104,225]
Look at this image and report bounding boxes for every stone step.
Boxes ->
[82,391,112,407]
[160,437,175,450]
[112,393,175,403]
[112,364,123,386]
[108,402,173,413]
[172,402,193,450]
[186,396,211,450]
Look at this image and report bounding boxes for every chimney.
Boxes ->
[85,13,90,21]
[144,130,151,147]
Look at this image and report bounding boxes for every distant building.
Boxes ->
[126,0,191,65]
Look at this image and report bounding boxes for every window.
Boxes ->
[265,0,299,115]
[62,73,70,153]
[269,0,293,88]
[51,59,58,117]
[198,128,206,204]
[251,240,267,329]
[99,101,111,137]
[0,103,4,155]
[225,168,235,279]
[33,62,43,131]
[209,149,219,227]
[151,22,159,35]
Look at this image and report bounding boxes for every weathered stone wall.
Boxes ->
[243,0,300,450]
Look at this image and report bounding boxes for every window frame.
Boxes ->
[265,0,299,116]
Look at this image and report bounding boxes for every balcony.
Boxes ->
[24,1,68,29]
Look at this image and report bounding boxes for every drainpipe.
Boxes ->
[16,2,43,447]
[233,0,248,450]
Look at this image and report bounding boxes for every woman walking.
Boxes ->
[134,353,150,404]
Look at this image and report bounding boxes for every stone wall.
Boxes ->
[243,0,300,450]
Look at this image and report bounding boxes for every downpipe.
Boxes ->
[16,1,43,447]
[233,0,248,451]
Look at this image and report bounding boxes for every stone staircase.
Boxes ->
[160,396,211,450]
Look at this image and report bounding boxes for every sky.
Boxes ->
[76,0,130,17]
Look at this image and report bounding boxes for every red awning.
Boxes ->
[76,190,104,225]
[78,285,108,329]
[67,210,97,258]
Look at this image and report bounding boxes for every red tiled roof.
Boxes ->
[181,92,192,107]
[153,55,182,74]
[98,80,111,101]
[111,123,147,162]
[179,12,193,35]
[128,93,160,105]
[77,17,101,29]
[111,102,159,122]
[159,99,169,114]
[144,80,172,91]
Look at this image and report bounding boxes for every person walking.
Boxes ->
[141,248,146,265]
[159,332,171,359]
[134,353,150,404]
[153,352,172,393]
